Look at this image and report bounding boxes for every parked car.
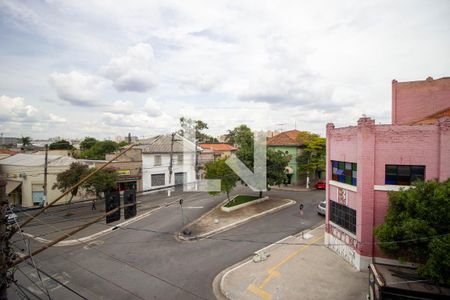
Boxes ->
[314,181,326,190]
[6,207,18,225]
[317,200,326,216]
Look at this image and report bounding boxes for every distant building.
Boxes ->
[137,134,198,190]
[0,153,77,207]
[325,77,450,270]
[267,129,304,185]
[199,143,237,160]
[0,136,19,148]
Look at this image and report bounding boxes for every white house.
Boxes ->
[138,134,198,190]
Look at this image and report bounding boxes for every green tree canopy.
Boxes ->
[20,136,32,147]
[52,162,89,215]
[80,137,97,151]
[83,168,118,197]
[267,149,289,187]
[374,179,450,285]
[205,158,238,201]
[296,131,326,179]
[225,125,253,148]
[79,140,119,160]
[49,139,74,150]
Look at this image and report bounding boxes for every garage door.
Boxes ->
[175,172,186,191]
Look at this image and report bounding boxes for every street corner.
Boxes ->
[218,225,368,300]
[179,198,296,241]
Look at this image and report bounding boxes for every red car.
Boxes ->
[314,181,326,190]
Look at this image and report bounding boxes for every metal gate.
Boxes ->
[174,172,186,191]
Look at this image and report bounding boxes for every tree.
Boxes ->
[374,179,450,285]
[205,158,238,201]
[52,162,89,216]
[225,125,253,149]
[296,131,326,180]
[80,137,97,151]
[83,168,118,199]
[80,140,119,160]
[267,149,289,188]
[179,117,217,143]
[20,136,32,148]
[49,139,74,150]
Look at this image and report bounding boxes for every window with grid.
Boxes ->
[154,155,161,166]
[331,161,357,186]
[385,165,425,185]
[151,174,165,186]
[330,200,356,234]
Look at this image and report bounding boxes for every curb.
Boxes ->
[212,221,325,300]
[269,186,313,192]
[22,206,164,246]
[177,199,296,241]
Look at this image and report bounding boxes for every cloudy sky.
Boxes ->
[1,0,449,140]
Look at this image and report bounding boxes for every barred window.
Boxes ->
[330,200,356,234]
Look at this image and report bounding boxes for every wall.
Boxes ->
[142,152,196,190]
[392,77,450,125]
[326,117,450,267]
[1,164,73,207]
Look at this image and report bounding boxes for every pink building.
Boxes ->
[325,77,450,270]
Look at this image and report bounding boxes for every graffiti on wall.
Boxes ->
[325,223,360,266]
[337,187,347,205]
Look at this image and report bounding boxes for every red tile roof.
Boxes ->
[0,149,17,155]
[267,130,303,146]
[200,143,237,151]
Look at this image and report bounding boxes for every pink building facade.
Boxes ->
[325,77,450,270]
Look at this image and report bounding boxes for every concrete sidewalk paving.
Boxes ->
[269,185,312,192]
[216,225,368,300]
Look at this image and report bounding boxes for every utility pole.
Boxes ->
[1,177,11,299]
[43,144,48,207]
[168,132,175,185]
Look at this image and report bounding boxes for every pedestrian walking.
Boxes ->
[299,203,304,216]
[91,199,96,211]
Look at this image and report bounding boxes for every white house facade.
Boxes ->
[139,134,197,190]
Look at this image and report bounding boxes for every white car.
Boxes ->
[317,200,326,216]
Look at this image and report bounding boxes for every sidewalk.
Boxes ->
[269,185,312,192]
[216,225,368,300]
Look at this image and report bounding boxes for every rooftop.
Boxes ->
[200,143,237,152]
[137,134,198,153]
[267,130,303,146]
[0,153,77,167]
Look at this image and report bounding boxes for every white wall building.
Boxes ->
[138,134,198,190]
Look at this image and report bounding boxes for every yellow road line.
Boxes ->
[247,284,272,300]
[247,234,324,299]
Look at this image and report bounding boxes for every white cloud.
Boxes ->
[106,100,136,115]
[49,71,108,106]
[0,95,38,122]
[101,43,158,92]
[48,113,66,123]
[144,97,161,117]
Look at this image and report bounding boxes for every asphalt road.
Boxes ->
[8,187,325,300]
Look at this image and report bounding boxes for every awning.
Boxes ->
[6,180,21,194]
